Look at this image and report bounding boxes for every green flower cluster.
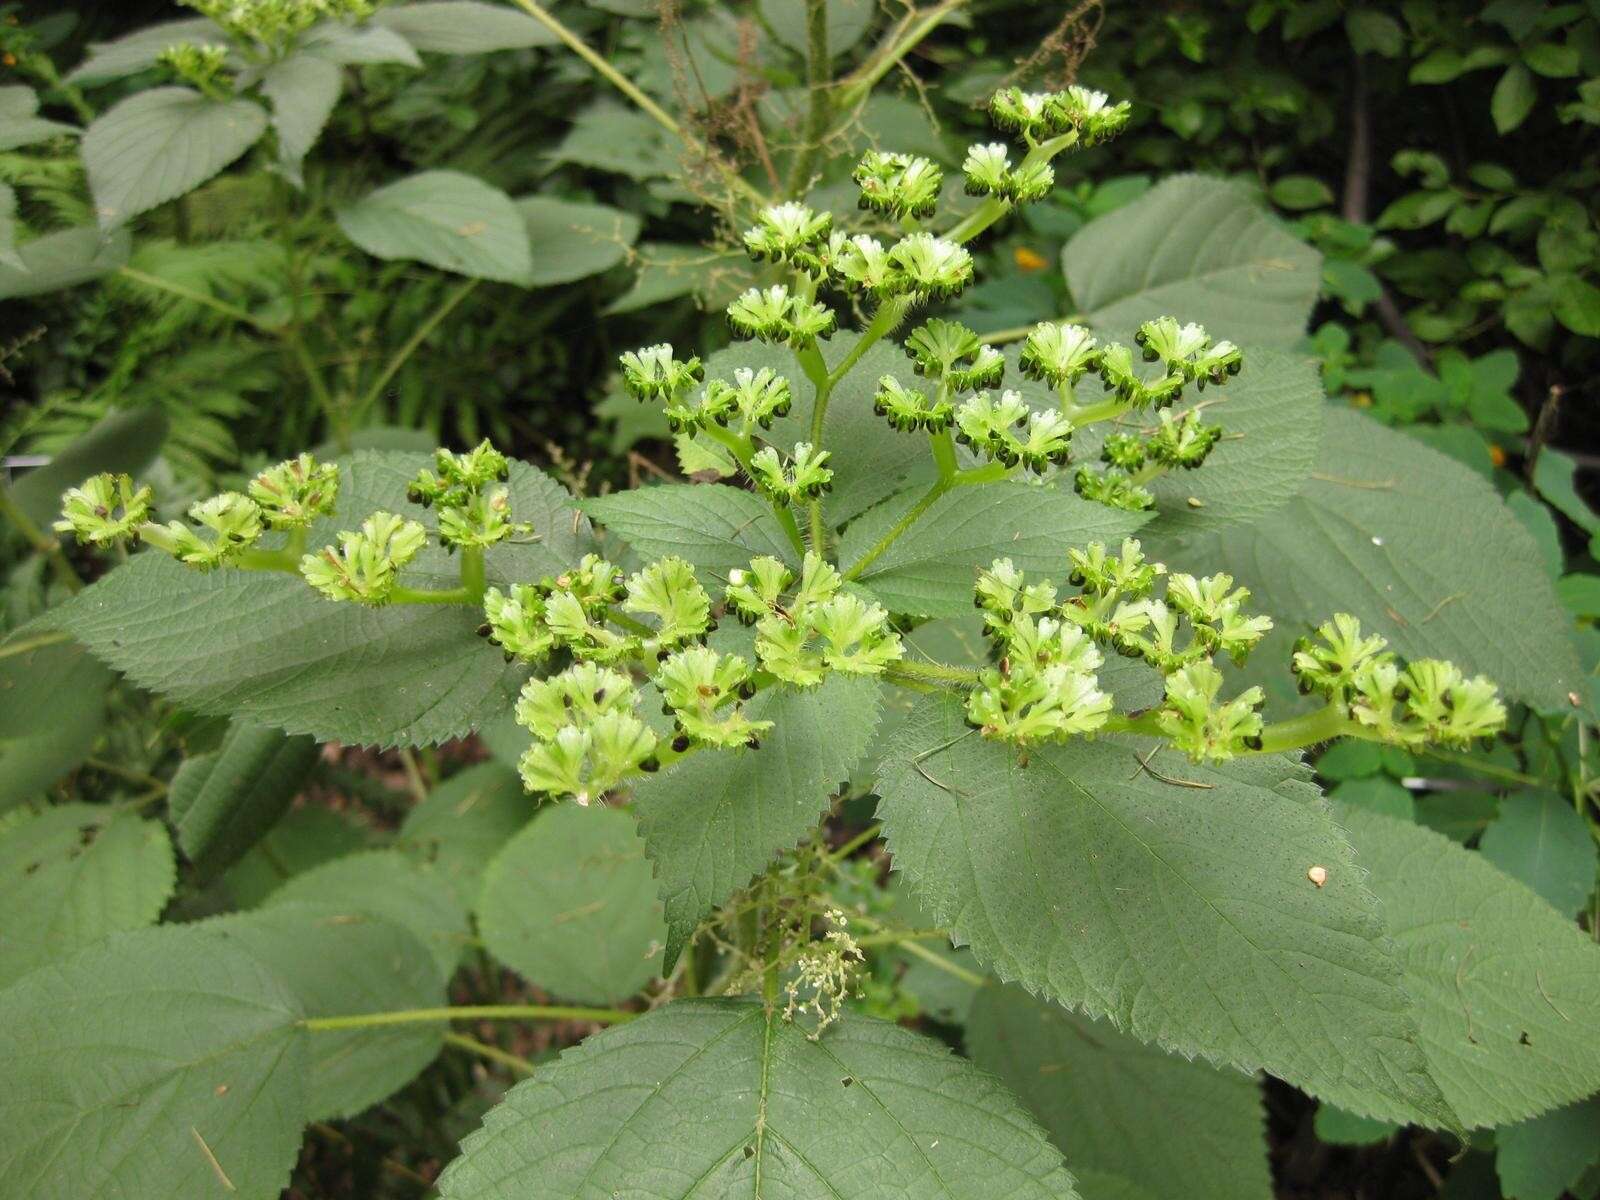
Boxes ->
[157,42,228,89]
[988,85,1132,146]
[1292,615,1506,748]
[406,440,529,552]
[483,549,902,802]
[182,0,375,45]
[725,553,904,686]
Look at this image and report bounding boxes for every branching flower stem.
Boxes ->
[702,424,806,556]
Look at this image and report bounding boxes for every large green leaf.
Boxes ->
[967,985,1272,1200]
[1478,790,1598,920]
[581,483,799,575]
[0,803,174,987]
[436,998,1079,1200]
[52,452,590,747]
[1061,175,1321,347]
[478,803,664,1003]
[208,903,445,1121]
[375,1,559,51]
[0,925,307,1199]
[0,86,78,151]
[338,169,533,283]
[1496,1099,1600,1200]
[759,0,876,56]
[83,88,268,228]
[258,52,342,184]
[875,695,1454,1128]
[1337,805,1600,1128]
[0,224,130,299]
[398,762,536,907]
[65,18,227,84]
[169,723,319,880]
[1060,348,1327,540]
[8,406,168,529]
[636,676,882,970]
[1198,408,1583,711]
[224,806,375,907]
[265,849,469,981]
[0,628,112,811]
[839,481,1148,618]
[517,196,641,286]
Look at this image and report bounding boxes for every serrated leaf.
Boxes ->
[337,169,533,283]
[1496,1098,1600,1200]
[0,628,113,811]
[84,87,268,228]
[516,196,641,286]
[169,723,319,881]
[65,18,227,85]
[436,997,1079,1200]
[398,762,536,907]
[876,695,1455,1128]
[1193,408,1583,711]
[967,984,1273,1200]
[209,902,445,1121]
[0,224,131,300]
[0,924,307,1199]
[265,849,468,981]
[1057,347,1326,540]
[0,86,78,151]
[636,676,882,970]
[478,803,664,1003]
[1338,804,1600,1127]
[0,803,174,986]
[259,52,342,184]
[1479,790,1598,919]
[8,406,168,529]
[375,1,559,51]
[1062,175,1321,347]
[581,483,799,575]
[52,452,590,747]
[839,481,1148,618]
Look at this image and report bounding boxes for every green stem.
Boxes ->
[505,0,766,210]
[116,266,274,331]
[356,278,478,421]
[1251,704,1363,756]
[885,658,979,687]
[301,1004,635,1032]
[1064,396,1132,427]
[832,0,969,112]
[1419,747,1546,789]
[0,485,82,592]
[786,0,832,197]
[388,585,475,606]
[828,822,884,864]
[929,427,958,480]
[460,545,486,602]
[842,478,948,581]
[1101,711,1166,738]
[898,938,988,988]
[704,425,806,557]
[979,315,1083,347]
[827,300,907,391]
[443,1031,536,1075]
[0,629,70,660]
[944,132,1078,244]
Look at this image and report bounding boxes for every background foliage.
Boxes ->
[2,1,1598,1198]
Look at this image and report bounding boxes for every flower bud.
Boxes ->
[55,473,153,547]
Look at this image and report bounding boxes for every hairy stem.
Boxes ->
[301,1004,636,1032]
[832,0,968,113]
[885,658,980,687]
[929,428,958,479]
[842,478,948,581]
[786,0,832,197]
[388,584,475,606]
[460,545,487,603]
[1251,703,1363,755]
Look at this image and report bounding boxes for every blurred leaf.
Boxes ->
[1492,63,1538,133]
[516,196,641,286]
[1479,790,1598,919]
[338,170,533,283]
